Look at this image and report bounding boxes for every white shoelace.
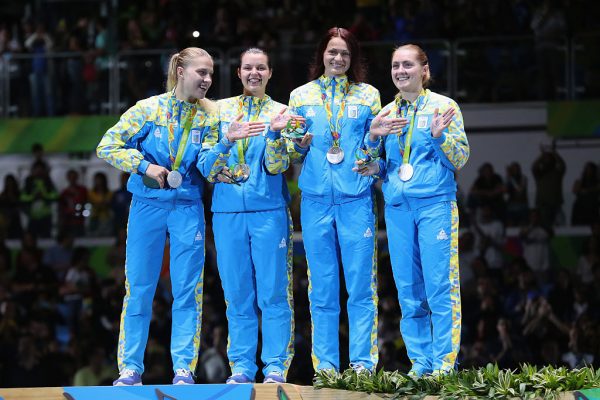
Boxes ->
[175,368,191,377]
[120,369,136,378]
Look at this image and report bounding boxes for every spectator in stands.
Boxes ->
[30,142,50,171]
[576,236,599,285]
[505,161,529,226]
[561,314,598,368]
[72,346,114,386]
[472,204,506,273]
[468,162,505,222]
[59,247,97,331]
[0,235,11,278]
[87,172,113,237]
[58,169,87,236]
[21,160,58,238]
[43,230,75,281]
[0,174,24,239]
[571,162,600,226]
[110,172,131,234]
[65,34,86,114]
[530,0,567,100]
[24,22,55,116]
[12,246,57,312]
[520,208,552,284]
[196,325,228,383]
[532,145,565,228]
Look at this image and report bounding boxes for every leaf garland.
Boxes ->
[313,364,600,399]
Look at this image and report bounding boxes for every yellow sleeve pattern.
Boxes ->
[96,98,156,173]
[437,100,469,170]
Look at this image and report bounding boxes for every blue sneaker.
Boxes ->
[173,369,194,385]
[226,373,253,384]
[263,371,285,384]
[350,363,373,375]
[113,369,142,386]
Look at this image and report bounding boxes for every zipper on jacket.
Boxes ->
[241,99,252,211]
[329,79,336,203]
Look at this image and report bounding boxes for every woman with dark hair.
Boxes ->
[366,44,469,376]
[286,27,382,374]
[198,48,303,384]
[571,162,600,226]
[0,174,24,239]
[88,172,113,236]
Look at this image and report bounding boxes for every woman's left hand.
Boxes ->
[270,107,305,132]
[369,109,408,141]
[352,160,380,176]
[431,107,456,138]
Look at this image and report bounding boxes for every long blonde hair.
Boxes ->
[166,47,216,111]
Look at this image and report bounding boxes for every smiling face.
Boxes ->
[238,52,272,97]
[323,37,351,78]
[176,55,213,102]
[391,47,429,94]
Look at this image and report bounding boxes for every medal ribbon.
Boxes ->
[168,95,201,171]
[395,93,423,165]
[320,76,349,147]
[236,95,265,165]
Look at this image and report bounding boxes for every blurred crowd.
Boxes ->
[0,141,599,387]
[2,0,596,54]
[1,0,599,116]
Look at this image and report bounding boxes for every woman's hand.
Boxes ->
[293,133,313,149]
[226,113,265,142]
[145,164,170,188]
[270,107,306,132]
[352,160,380,176]
[216,166,239,185]
[369,109,408,141]
[431,107,456,138]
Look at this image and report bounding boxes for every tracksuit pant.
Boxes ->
[385,200,461,375]
[301,195,378,372]
[118,198,205,375]
[212,208,294,379]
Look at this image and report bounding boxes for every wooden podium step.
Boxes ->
[0,385,589,399]
[0,384,388,400]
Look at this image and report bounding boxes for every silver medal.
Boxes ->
[167,170,183,188]
[233,163,251,182]
[326,146,345,164]
[398,163,414,181]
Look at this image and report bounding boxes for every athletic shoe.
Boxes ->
[173,368,194,385]
[350,363,372,375]
[113,369,142,386]
[263,371,285,384]
[226,373,253,384]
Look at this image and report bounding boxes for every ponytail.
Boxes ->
[166,47,213,92]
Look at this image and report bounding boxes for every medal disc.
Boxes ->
[142,175,161,189]
[398,163,414,181]
[326,146,345,164]
[233,163,251,182]
[167,170,183,188]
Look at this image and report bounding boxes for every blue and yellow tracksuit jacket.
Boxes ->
[196,94,294,380]
[287,75,380,372]
[366,88,469,375]
[97,91,218,376]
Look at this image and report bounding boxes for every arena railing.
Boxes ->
[1,34,597,118]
